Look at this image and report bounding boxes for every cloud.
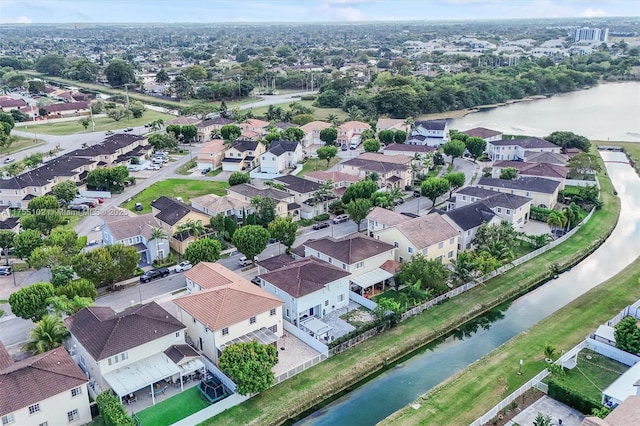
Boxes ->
[0,15,33,24]
[582,7,606,17]
[320,0,370,3]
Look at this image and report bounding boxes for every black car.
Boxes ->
[139,267,170,283]
[313,222,330,230]
[413,190,421,198]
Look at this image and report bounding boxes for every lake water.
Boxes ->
[294,82,640,425]
[448,81,640,142]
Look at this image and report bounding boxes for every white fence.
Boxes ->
[200,354,237,393]
[469,340,587,426]
[283,320,329,356]
[566,177,600,189]
[273,353,328,386]
[585,338,640,367]
[349,291,377,310]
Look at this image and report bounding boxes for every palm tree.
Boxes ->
[178,219,206,241]
[482,241,513,263]
[347,106,363,121]
[22,315,69,355]
[326,114,339,126]
[366,171,380,183]
[403,116,415,133]
[449,252,477,285]
[388,187,404,205]
[149,227,169,260]
[547,211,567,239]
[562,202,581,231]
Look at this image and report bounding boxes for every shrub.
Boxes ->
[298,218,314,227]
[530,206,552,222]
[313,213,330,221]
[547,379,601,415]
[300,94,317,101]
[96,390,136,426]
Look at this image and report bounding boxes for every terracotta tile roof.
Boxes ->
[461,127,502,138]
[380,259,401,274]
[103,212,160,241]
[0,348,87,417]
[304,233,395,265]
[338,121,370,131]
[367,207,410,227]
[258,257,350,298]
[198,139,226,153]
[0,342,13,369]
[167,116,201,126]
[600,395,640,425]
[45,101,89,113]
[173,279,283,331]
[243,118,270,128]
[300,121,331,133]
[358,152,411,164]
[163,344,199,364]
[394,213,459,249]
[184,262,235,289]
[64,302,185,361]
[376,118,406,130]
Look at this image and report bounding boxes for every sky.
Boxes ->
[0,0,638,24]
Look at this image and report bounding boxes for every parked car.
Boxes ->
[394,198,405,206]
[3,157,15,164]
[201,168,211,175]
[413,190,421,198]
[147,165,160,171]
[135,202,143,211]
[238,256,258,267]
[144,123,151,127]
[139,267,170,283]
[68,204,89,212]
[124,127,134,132]
[0,266,12,276]
[174,261,192,273]
[96,197,105,204]
[341,144,348,151]
[333,214,349,224]
[313,222,330,230]
[105,130,114,135]
[81,200,97,208]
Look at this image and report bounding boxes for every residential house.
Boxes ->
[460,127,503,143]
[44,101,90,117]
[476,176,561,209]
[299,233,396,296]
[407,120,449,146]
[0,153,96,208]
[339,152,412,189]
[101,209,168,265]
[366,207,410,233]
[166,116,200,126]
[64,303,198,403]
[196,139,226,171]
[303,170,360,198]
[582,395,640,426]
[376,118,410,134]
[259,257,350,333]
[260,140,303,174]
[221,140,265,172]
[0,96,27,111]
[174,262,283,363]
[372,213,459,264]
[336,121,370,147]
[442,202,501,251]
[447,187,532,226]
[72,133,150,166]
[523,151,569,166]
[273,175,334,219]
[190,194,251,219]
[382,143,436,160]
[0,344,91,426]
[492,161,568,186]
[256,253,298,275]
[226,183,298,219]
[486,137,561,161]
[0,206,19,231]
[150,196,211,254]
[196,117,235,142]
[299,121,331,148]
[272,122,299,132]
[239,118,270,136]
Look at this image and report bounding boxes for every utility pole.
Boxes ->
[237,75,241,98]
[124,84,130,108]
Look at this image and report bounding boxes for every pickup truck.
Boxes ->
[139,267,170,283]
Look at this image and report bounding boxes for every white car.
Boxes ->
[146,165,160,171]
[3,157,15,164]
[174,261,192,272]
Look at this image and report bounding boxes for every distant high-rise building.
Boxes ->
[574,27,609,43]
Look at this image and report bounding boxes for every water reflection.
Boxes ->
[452,303,509,341]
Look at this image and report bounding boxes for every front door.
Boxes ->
[309,307,314,316]
[199,337,203,351]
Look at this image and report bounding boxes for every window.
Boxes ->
[193,317,196,324]
[268,324,278,333]
[121,352,128,361]
[448,251,454,258]
[28,404,40,415]
[2,414,14,425]
[222,327,229,336]
[497,208,502,213]
[467,230,472,235]
[356,261,364,269]
[393,241,399,248]
[67,409,79,422]
[39,422,48,426]
[506,209,511,214]
[436,255,443,263]
[338,294,345,302]
[328,257,332,264]
[422,248,428,255]
[438,242,444,249]
[71,387,82,398]
[449,238,454,245]
[407,247,413,254]
[286,309,290,318]
[175,332,180,337]
[249,316,256,324]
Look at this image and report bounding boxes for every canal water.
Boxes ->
[295,81,640,425]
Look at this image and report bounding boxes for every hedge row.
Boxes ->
[547,379,602,415]
[96,390,136,426]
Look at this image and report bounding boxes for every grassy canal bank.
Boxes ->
[203,158,620,426]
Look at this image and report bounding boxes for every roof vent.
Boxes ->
[154,330,157,333]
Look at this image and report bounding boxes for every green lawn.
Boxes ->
[176,160,198,175]
[545,349,627,402]
[200,152,621,426]
[135,387,210,426]
[121,179,229,214]
[298,157,341,176]
[245,99,348,123]
[2,135,46,155]
[15,110,174,136]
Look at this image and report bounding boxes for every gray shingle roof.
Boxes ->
[228,183,291,201]
[151,196,197,226]
[490,137,559,149]
[268,140,299,156]
[477,176,561,194]
[304,233,395,265]
[258,257,350,298]
[274,175,321,194]
[229,140,260,152]
[444,202,497,231]
[414,120,447,131]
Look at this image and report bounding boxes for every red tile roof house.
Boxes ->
[174,262,284,364]
[460,127,503,143]
[44,101,90,118]
[64,302,203,405]
[0,343,91,426]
